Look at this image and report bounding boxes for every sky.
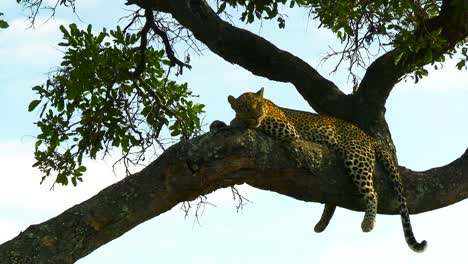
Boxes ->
[1,1,468,263]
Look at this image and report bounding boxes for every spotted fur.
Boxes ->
[228,88,427,252]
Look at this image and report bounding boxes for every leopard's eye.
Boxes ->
[251,102,257,109]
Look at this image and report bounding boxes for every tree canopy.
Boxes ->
[0,0,467,263]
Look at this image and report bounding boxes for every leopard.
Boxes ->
[228,88,427,252]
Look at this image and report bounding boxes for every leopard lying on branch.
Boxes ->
[228,88,427,252]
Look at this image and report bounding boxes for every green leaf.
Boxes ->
[217,2,227,14]
[28,100,41,112]
[96,31,107,44]
[343,25,353,36]
[56,174,68,185]
[278,17,285,29]
[57,100,64,112]
[456,60,466,70]
[71,177,77,186]
[337,31,344,41]
[247,12,254,23]
[423,49,433,63]
[59,25,69,36]
[419,68,428,76]
[76,166,87,172]
[32,85,44,92]
[394,51,405,65]
[0,20,8,29]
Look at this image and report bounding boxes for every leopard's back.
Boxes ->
[277,108,373,146]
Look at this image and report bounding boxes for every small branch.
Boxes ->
[231,186,252,212]
[148,19,192,75]
[133,9,152,77]
[21,0,78,26]
[135,9,192,77]
[121,9,144,34]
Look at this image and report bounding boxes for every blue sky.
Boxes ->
[1,1,467,263]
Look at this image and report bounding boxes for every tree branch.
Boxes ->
[354,0,468,117]
[128,0,346,115]
[147,14,192,74]
[1,127,467,263]
[134,9,192,77]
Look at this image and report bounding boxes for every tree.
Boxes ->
[0,0,467,263]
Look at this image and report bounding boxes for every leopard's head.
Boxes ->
[228,88,267,128]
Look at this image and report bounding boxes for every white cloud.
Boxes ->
[0,140,126,243]
[0,140,124,211]
[0,16,69,67]
[0,219,28,245]
[395,59,468,94]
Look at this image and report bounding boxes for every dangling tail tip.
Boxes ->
[412,240,427,253]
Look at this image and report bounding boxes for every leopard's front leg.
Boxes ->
[314,204,336,233]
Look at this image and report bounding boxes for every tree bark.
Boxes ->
[1,127,467,263]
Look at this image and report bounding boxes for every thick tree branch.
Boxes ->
[1,127,467,263]
[354,0,468,117]
[128,0,346,115]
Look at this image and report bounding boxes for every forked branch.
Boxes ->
[355,0,468,116]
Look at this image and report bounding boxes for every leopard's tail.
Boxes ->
[401,208,427,252]
[377,146,427,253]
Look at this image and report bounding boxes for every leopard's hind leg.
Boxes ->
[343,146,378,232]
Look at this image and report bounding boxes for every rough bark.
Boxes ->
[1,127,467,263]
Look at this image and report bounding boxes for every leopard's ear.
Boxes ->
[228,95,236,105]
[256,87,264,97]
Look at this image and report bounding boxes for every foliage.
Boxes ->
[216,0,438,36]
[215,0,467,80]
[216,0,289,28]
[29,24,204,186]
[455,42,468,70]
[0,12,9,29]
